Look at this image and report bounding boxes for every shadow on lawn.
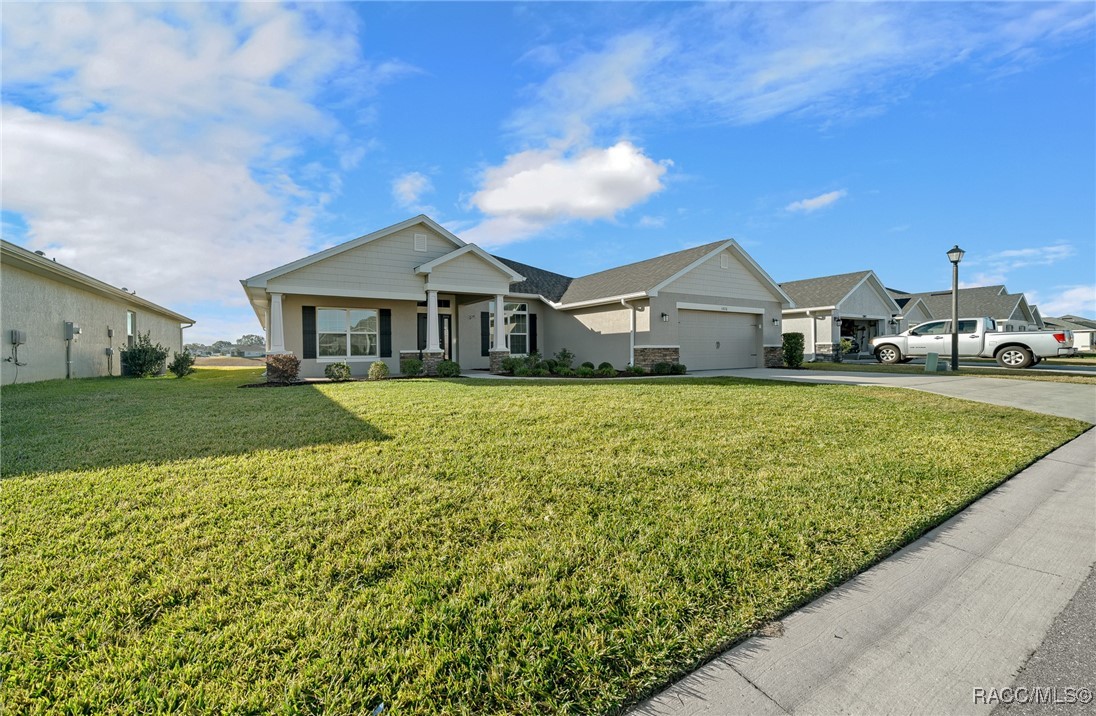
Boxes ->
[0,369,389,478]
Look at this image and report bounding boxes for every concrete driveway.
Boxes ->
[633,370,1095,716]
[710,368,1096,424]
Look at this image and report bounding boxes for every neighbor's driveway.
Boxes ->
[712,368,1096,423]
[634,370,1094,716]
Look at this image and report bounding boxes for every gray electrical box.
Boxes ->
[64,322,82,340]
[107,327,114,338]
[10,329,26,346]
[105,347,114,356]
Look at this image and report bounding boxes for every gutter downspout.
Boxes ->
[806,310,816,359]
[621,298,637,366]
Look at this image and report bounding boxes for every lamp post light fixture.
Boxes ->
[947,245,965,371]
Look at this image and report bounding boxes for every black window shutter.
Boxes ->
[480,312,490,356]
[529,313,538,354]
[379,309,392,357]
[417,314,427,351]
[302,306,316,359]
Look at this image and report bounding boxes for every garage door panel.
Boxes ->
[679,310,756,370]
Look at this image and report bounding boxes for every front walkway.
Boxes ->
[631,369,1095,715]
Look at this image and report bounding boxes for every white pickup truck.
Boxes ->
[870,317,1075,368]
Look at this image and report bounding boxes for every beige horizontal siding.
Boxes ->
[663,251,776,301]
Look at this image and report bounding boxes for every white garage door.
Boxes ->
[679,310,757,370]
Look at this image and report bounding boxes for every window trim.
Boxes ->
[489,301,530,356]
[126,310,136,348]
[316,307,380,362]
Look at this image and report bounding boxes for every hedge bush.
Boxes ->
[400,358,424,376]
[576,366,596,378]
[626,364,646,375]
[121,332,169,378]
[581,361,595,370]
[324,362,352,382]
[595,365,617,378]
[167,350,195,378]
[436,360,461,378]
[782,332,805,368]
[266,353,300,383]
[651,362,673,375]
[553,348,575,371]
[669,363,687,375]
[368,361,390,381]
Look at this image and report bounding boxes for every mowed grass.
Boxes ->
[2,370,1087,714]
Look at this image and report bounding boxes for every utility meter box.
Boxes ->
[64,322,82,340]
[10,329,26,346]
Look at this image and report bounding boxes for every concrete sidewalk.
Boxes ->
[633,429,1095,716]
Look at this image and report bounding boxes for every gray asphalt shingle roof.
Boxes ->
[779,270,874,309]
[556,240,728,305]
[905,286,1024,322]
[1060,314,1096,330]
[1044,316,1094,332]
[493,256,573,303]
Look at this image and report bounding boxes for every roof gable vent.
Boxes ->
[414,233,428,252]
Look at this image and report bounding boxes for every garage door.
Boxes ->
[679,310,757,370]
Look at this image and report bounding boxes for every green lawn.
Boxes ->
[2,370,1087,714]
[804,361,1096,385]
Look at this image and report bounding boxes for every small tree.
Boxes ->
[168,351,195,378]
[238,334,264,346]
[368,361,390,380]
[121,332,170,377]
[782,332,805,369]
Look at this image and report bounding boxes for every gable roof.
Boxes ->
[1,239,195,324]
[906,286,1028,322]
[895,296,930,318]
[780,270,898,313]
[1060,314,1096,330]
[494,256,573,302]
[414,244,524,282]
[243,215,464,287]
[1044,316,1094,332]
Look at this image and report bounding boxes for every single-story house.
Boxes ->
[240,215,793,377]
[1,239,194,384]
[1029,305,1046,330]
[779,270,901,360]
[1045,315,1096,352]
[888,285,1038,332]
[890,294,933,333]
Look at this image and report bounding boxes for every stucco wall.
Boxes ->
[1,264,184,384]
[543,301,648,368]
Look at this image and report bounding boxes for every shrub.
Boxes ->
[596,365,617,378]
[581,361,595,370]
[651,362,673,375]
[543,359,559,374]
[121,332,169,378]
[782,332,805,369]
[532,367,551,377]
[626,364,646,375]
[670,363,687,375]
[577,366,596,378]
[400,358,424,376]
[597,361,614,372]
[266,353,300,383]
[556,367,576,377]
[167,350,195,378]
[553,348,575,371]
[368,361,390,381]
[436,360,461,378]
[840,338,855,355]
[500,356,521,374]
[324,362,352,382]
[514,365,532,377]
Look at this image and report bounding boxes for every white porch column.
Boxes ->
[493,294,507,351]
[426,290,441,351]
[268,292,287,354]
[264,307,272,351]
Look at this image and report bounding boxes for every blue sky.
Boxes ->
[3,2,1094,343]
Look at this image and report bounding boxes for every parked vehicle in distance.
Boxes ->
[870,317,1075,369]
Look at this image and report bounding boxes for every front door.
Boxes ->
[417,314,453,359]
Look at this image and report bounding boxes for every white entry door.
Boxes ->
[679,310,757,370]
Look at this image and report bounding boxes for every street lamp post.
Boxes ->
[947,245,965,372]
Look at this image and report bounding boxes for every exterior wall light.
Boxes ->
[660,312,669,322]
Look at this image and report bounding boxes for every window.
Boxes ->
[126,311,136,347]
[317,308,378,359]
[489,302,529,355]
[913,321,948,335]
[956,320,978,333]
[414,233,428,252]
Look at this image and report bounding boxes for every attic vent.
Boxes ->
[720,253,729,269]
[414,233,428,252]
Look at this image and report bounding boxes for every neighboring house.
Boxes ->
[1,240,194,384]
[240,215,792,377]
[779,270,901,360]
[1029,305,1046,329]
[888,285,1039,332]
[890,294,933,333]
[1045,315,1096,352]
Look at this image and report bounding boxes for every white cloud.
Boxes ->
[961,244,1077,290]
[637,215,666,229]
[0,3,408,315]
[464,142,669,247]
[392,172,434,210]
[786,189,847,213]
[1024,285,1096,318]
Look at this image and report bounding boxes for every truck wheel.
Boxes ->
[876,345,902,364]
[996,346,1033,369]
